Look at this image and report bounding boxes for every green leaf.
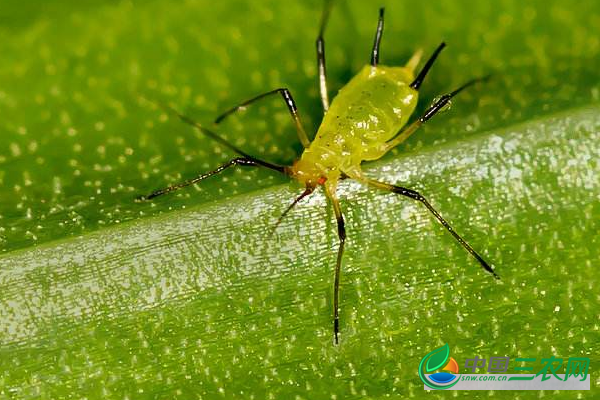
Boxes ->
[1,0,599,398]
[425,344,450,373]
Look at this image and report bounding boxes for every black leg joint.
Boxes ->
[316,37,325,53]
[280,88,297,112]
[334,319,339,344]
[232,157,257,167]
[370,8,385,66]
[337,217,346,242]
[392,186,423,201]
[421,95,452,123]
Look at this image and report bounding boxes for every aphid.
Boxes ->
[139,4,500,344]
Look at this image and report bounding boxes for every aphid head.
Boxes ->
[288,157,328,188]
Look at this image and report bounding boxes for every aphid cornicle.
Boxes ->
[139,4,499,345]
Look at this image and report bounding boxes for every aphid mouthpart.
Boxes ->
[139,4,498,345]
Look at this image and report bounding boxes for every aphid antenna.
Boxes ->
[136,96,289,201]
[139,95,287,174]
[409,42,446,90]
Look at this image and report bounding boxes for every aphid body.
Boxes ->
[141,5,498,345]
[292,64,419,188]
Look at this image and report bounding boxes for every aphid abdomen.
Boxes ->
[315,65,419,161]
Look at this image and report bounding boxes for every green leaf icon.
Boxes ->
[425,344,450,372]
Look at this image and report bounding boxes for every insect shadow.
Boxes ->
[138,3,500,345]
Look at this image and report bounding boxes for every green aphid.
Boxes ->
[139,4,499,345]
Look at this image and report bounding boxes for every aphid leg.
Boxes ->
[316,0,334,112]
[409,42,446,90]
[384,75,491,152]
[214,88,311,148]
[324,185,346,345]
[370,8,385,67]
[270,186,314,235]
[359,178,499,279]
[137,157,284,200]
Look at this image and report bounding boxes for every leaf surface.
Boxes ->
[0,0,598,398]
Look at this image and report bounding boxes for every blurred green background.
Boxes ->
[0,0,598,398]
